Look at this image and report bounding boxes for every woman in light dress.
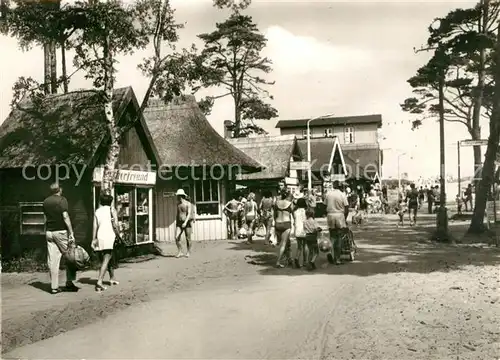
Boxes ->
[92,193,119,292]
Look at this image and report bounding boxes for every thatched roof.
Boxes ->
[228,135,302,180]
[0,86,157,169]
[143,96,262,172]
[276,114,382,129]
[296,138,380,179]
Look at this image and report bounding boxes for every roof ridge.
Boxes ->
[278,114,382,122]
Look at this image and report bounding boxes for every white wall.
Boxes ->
[280,123,379,144]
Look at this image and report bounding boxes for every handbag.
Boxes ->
[109,207,124,249]
[66,242,90,270]
[254,223,266,237]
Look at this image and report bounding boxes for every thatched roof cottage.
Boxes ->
[0,87,160,259]
[143,95,262,242]
[227,134,304,196]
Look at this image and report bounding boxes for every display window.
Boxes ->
[194,179,220,217]
[93,185,153,246]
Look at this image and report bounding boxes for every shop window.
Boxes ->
[324,128,333,137]
[135,188,151,244]
[93,185,153,246]
[19,202,45,235]
[194,180,220,217]
[302,129,312,139]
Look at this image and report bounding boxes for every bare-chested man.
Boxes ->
[175,188,193,258]
[274,181,294,268]
[224,194,241,240]
[259,190,274,245]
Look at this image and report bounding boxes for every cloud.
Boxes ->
[263,26,372,74]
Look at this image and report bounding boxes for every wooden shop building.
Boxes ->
[142,96,262,242]
[0,87,160,259]
[226,134,304,199]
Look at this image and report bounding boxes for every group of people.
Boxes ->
[394,182,475,226]
[222,180,351,270]
[43,183,120,294]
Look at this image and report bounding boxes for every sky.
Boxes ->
[0,0,486,180]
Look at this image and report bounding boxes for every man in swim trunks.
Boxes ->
[259,190,274,245]
[175,188,193,258]
[274,180,294,268]
[324,181,349,265]
[224,194,242,240]
[405,183,419,226]
[244,192,258,244]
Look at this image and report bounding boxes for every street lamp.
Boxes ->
[307,113,335,191]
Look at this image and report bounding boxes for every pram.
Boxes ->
[339,227,357,261]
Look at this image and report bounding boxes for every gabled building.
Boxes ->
[143,96,262,242]
[227,134,303,196]
[276,114,383,184]
[0,87,160,259]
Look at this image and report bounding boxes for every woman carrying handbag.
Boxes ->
[92,193,121,292]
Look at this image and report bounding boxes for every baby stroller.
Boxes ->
[339,227,357,261]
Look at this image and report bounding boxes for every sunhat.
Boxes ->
[175,189,187,197]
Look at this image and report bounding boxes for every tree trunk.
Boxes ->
[49,40,57,94]
[233,96,240,137]
[61,41,68,93]
[471,0,490,186]
[469,21,500,234]
[43,43,51,95]
[101,35,120,194]
[436,68,450,241]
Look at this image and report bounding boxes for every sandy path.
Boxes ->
[3,214,500,359]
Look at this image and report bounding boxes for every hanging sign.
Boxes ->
[285,176,298,186]
[460,140,488,147]
[289,161,311,170]
[93,167,156,185]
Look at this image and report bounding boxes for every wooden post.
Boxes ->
[457,141,461,197]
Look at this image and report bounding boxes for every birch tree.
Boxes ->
[5,0,197,193]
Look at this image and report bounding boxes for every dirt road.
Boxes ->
[3,214,500,359]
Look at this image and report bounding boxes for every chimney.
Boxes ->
[224,120,233,138]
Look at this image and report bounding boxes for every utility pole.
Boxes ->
[457,141,461,198]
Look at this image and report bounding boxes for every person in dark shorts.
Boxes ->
[175,189,193,258]
[43,183,79,294]
[224,194,241,240]
[418,186,425,208]
[244,192,258,244]
[274,181,294,268]
[304,208,321,271]
[464,184,473,212]
[406,183,419,225]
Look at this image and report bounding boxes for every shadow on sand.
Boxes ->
[228,214,500,277]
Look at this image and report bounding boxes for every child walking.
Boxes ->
[293,198,307,268]
[456,194,463,215]
[397,199,407,227]
[303,208,322,271]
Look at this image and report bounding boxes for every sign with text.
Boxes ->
[460,140,488,147]
[285,176,298,186]
[289,161,311,170]
[93,167,156,185]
